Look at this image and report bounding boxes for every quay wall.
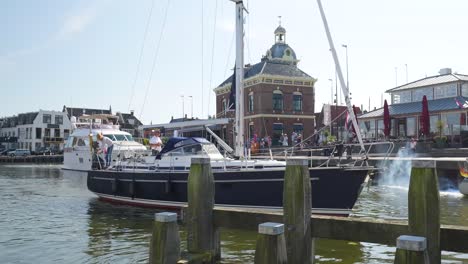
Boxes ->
[0,155,63,164]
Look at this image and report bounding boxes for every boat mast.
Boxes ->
[233,0,245,158]
[316,0,365,151]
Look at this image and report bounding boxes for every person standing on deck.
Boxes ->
[149,130,162,156]
[97,133,113,168]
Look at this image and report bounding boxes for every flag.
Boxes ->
[455,97,468,109]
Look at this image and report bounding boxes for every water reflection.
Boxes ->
[1,165,468,263]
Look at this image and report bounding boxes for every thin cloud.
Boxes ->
[58,6,98,38]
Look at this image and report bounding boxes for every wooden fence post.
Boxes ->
[186,157,220,263]
[408,160,440,264]
[149,212,180,264]
[283,158,313,263]
[394,235,429,264]
[254,222,287,264]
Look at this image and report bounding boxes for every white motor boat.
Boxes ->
[63,114,149,172]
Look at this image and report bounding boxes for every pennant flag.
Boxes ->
[455,97,468,109]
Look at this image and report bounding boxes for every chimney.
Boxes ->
[439,68,452,75]
[130,110,134,116]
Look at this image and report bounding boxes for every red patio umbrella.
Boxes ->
[383,99,391,137]
[420,95,430,137]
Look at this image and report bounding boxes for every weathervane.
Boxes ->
[278,15,282,26]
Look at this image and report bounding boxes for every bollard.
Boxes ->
[254,222,287,264]
[186,157,220,263]
[283,159,313,263]
[408,160,440,264]
[149,212,180,264]
[394,235,429,264]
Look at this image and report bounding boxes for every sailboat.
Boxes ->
[86,0,372,216]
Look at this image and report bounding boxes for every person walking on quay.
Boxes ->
[97,133,113,168]
[149,130,162,156]
[410,137,417,153]
[282,133,289,147]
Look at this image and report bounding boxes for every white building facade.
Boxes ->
[0,110,71,152]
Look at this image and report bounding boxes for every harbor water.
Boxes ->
[1,164,468,263]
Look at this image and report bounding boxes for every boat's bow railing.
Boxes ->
[313,141,394,168]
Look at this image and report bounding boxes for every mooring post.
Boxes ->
[186,157,220,263]
[394,235,429,264]
[283,158,313,263]
[254,222,287,264]
[407,160,440,264]
[149,212,181,264]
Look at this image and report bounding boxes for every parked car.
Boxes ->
[35,147,53,155]
[8,149,31,157]
[0,148,15,156]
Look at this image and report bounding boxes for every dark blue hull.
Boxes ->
[87,167,369,216]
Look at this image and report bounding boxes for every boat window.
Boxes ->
[202,144,221,155]
[103,134,129,141]
[124,135,134,141]
[182,144,203,155]
[65,137,74,148]
[103,134,117,141]
[77,138,87,147]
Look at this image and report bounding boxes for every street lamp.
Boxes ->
[342,44,349,102]
[188,96,193,119]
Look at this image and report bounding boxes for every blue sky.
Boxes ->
[1,0,468,124]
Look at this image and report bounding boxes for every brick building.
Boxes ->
[214,24,316,146]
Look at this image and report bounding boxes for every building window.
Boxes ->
[462,83,468,97]
[55,115,63,125]
[248,92,254,112]
[273,91,283,111]
[272,123,284,146]
[54,129,60,138]
[429,115,439,134]
[434,84,457,99]
[441,113,460,136]
[36,128,42,139]
[407,117,416,137]
[43,114,51,124]
[25,128,29,139]
[293,93,302,112]
[222,99,227,115]
[293,123,303,135]
[412,87,433,102]
[249,123,255,141]
[45,128,51,137]
[64,129,70,140]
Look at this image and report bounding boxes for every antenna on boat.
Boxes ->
[316,0,366,152]
[230,0,248,158]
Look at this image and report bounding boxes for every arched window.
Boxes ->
[273,90,283,111]
[248,92,254,112]
[293,92,302,112]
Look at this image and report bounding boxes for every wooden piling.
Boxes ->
[254,222,287,264]
[283,158,313,263]
[186,157,220,263]
[149,212,181,264]
[408,160,440,264]
[394,235,429,264]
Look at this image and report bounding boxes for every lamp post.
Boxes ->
[188,95,193,119]
[342,44,349,102]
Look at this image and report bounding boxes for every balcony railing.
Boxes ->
[43,137,63,143]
